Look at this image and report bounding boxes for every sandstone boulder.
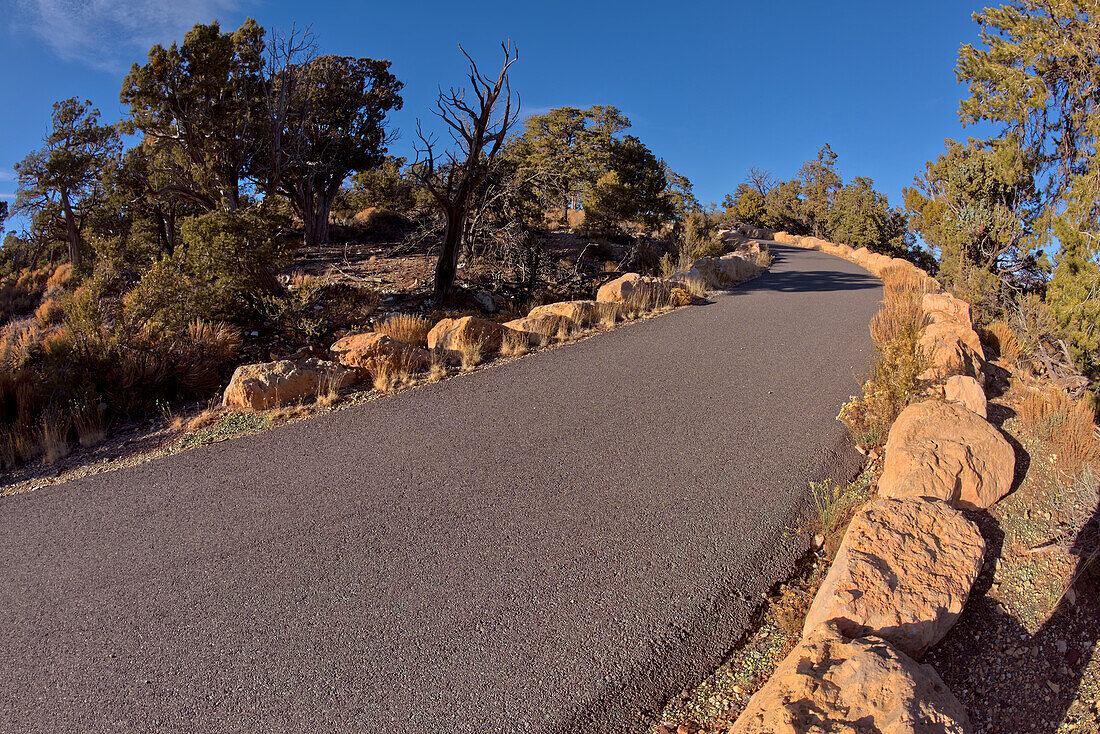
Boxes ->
[730,622,970,734]
[803,497,985,658]
[596,273,642,302]
[944,375,987,418]
[426,316,518,354]
[923,292,973,328]
[503,314,576,339]
[596,273,677,304]
[330,332,429,374]
[528,300,599,326]
[223,358,353,411]
[918,321,984,381]
[879,400,1015,510]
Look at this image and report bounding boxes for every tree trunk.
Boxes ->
[562,195,570,227]
[60,191,81,271]
[300,182,332,248]
[434,207,466,304]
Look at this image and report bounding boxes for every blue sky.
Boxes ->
[0,0,990,211]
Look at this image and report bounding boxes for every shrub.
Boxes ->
[179,206,292,320]
[256,279,378,344]
[680,212,726,261]
[809,468,875,559]
[122,259,204,333]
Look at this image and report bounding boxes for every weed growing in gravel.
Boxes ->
[808,464,876,558]
[182,413,270,448]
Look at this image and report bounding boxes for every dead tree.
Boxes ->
[414,42,519,304]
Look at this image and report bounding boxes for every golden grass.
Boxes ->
[46,263,73,289]
[34,296,66,325]
[880,262,938,307]
[678,276,709,300]
[72,399,106,448]
[454,329,487,371]
[315,372,343,408]
[426,347,448,383]
[375,313,431,348]
[839,278,929,449]
[668,287,694,308]
[985,320,1022,364]
[1018,387,1100,481]
[500,328,531,357]
[597,302,620,330]
[745,249,774,269]
[364,351,418,392]
[39,410,71,465]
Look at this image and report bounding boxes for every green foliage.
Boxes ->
[584,136,674,234]
[797,144,842,238]
[261,53,403,246]
[732,185,767,227]
[953,1,1100,374]
[904,138,1040,311]
[120,19,266,212]
[178,206,291,319]
[121,259,204,333]
[506,105,632,223]
[680,211,726,261]
[828,176,911,257]
[762,179,806,233]
[348,156,423,215]
[1047,217,1100,372]
[14,98,121,271]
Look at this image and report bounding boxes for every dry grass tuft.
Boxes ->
[678,276,709,300]
[500,328,531,357]
[880,262,937,305]
[426,347,448,382]
[455,329,487,371]
[39,410,72,465]
[187,320,243,364]
[72,399,106,448]
[869,293,925,347]
[184,406,221,432]
[985,320,1022,364]
[621,285,670,319]
[315,372,343,408]
[745,249,774,269]
[597,302,620,330]
[1018,387,1100,481]
[46,263,73,289]
[375,313,431,348]
[668,287,694,308]
[365,351,418,392]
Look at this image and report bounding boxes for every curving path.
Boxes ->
[0,243,882,732]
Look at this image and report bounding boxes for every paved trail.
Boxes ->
[0,243,882,733]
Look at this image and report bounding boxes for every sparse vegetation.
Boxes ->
[838,266,930,449]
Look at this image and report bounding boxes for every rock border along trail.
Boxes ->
[0,242,882,733]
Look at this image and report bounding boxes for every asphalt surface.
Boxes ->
[0,242,883,733]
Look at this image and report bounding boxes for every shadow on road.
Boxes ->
[733,269,882,295]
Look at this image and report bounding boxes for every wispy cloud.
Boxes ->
[18,0,250,72]
[0,169,14,183]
